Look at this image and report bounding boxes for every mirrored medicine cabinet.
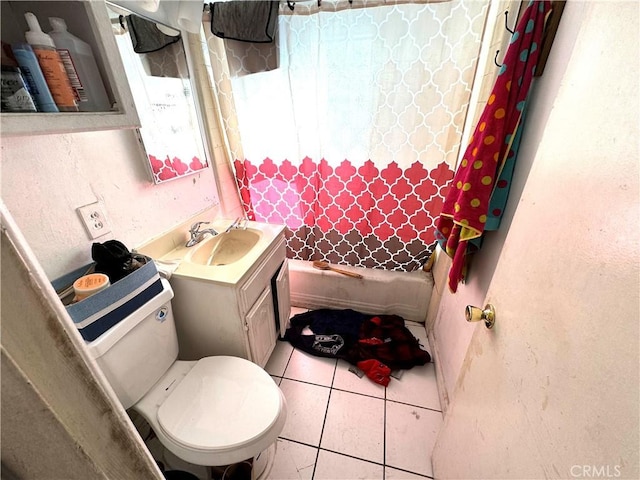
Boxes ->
[106,2,210,184]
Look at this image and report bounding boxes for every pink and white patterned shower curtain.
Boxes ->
[203,0,488,271]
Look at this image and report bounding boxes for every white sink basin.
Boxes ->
[136,219,285,285]
[186,229,261,266]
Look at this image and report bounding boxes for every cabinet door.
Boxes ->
[245,286,277,368]
[275,259,291,338]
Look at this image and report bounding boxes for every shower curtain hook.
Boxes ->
[504,10,515,35]
[287,0,295,10]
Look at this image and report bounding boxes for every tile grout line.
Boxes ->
[281,341,295,376]
[383,382,387,479]
[330,383,386,401]
[314,446,435,479]
[278,337,327,477]
[277,376,442,414]
[276,436,319,450]
[385,462,436,479]
[317,446,386,468]
[388,465,435,480]
[385,398,443,414]
[311,358,337,479]
[279,376,333,389]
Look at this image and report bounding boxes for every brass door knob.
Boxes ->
[465,304,495,329]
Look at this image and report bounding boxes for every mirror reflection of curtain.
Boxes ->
[140,41,189,78]
[113,18,208,183]
[202,0,488,271]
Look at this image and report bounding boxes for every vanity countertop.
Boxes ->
[136,219,285,286]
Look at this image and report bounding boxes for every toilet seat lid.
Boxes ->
[157,356,282,451]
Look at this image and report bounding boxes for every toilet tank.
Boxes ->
[86,278,179,409]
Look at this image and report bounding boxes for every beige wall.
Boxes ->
[0,127,220,280]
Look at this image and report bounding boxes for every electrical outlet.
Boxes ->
[77,202,111,239]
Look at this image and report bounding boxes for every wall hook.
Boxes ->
[504,10,515,35]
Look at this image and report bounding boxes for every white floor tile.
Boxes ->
[269,438,317,480]
[385,401,443,478]
[333,360,386,398]
[405,321,430,354]
[320,390,385,464]
[386,362,441,411]
[385,466,432,479]
[270,311,443,478]
[283,349,336,387]
[278,379,330,447]
[265,340,293,377]
[313,450,383,480]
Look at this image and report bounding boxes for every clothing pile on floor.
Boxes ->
[284,309,431,387]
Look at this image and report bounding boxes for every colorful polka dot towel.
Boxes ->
[435,0,552,293]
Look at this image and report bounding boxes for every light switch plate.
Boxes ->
[77,202,111,239]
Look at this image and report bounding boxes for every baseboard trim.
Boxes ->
[428,331,449,415]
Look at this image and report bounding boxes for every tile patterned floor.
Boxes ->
[265,307,443,479]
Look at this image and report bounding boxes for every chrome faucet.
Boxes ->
[186,221,218,247]
[224,217,242,234]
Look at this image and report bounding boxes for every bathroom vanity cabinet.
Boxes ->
[0,0,139,136]
[168,234,291,368]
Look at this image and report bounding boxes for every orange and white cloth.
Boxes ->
[435,0,552,292]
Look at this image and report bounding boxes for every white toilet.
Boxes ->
[86,279,287,476]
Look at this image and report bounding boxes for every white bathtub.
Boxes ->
[287,259,433,322]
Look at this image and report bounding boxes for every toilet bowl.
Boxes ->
[86,279,286,471]
[135,357,286,466]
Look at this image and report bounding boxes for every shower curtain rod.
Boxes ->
[278,0,451,15]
